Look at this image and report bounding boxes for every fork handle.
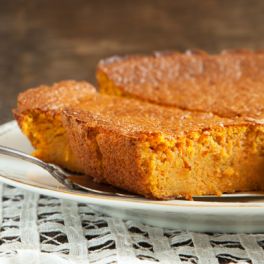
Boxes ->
[0,145,74,188]
[0,145,50,170]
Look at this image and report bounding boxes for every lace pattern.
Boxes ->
[0,184,263,264]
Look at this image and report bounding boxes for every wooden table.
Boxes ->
[1,0,263,123]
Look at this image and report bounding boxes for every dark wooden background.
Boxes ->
[1,0,264,123]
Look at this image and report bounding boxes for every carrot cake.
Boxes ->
[97,49,264,119]
[14,80,96,172]
[14,81,264,199]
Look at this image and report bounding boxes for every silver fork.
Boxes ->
[0,145,138,198]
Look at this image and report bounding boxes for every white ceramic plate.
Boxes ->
[1,121,264,233]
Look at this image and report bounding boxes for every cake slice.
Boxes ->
[14,81,264,199]
[96,50,264,119]
[14,80,96,171]
[62,94,264,199]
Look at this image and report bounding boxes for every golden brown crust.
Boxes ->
[97,50,264,119]
[16,80,96,114]
[63,93,253,138]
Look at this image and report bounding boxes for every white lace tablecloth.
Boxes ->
[0,184,263,264]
